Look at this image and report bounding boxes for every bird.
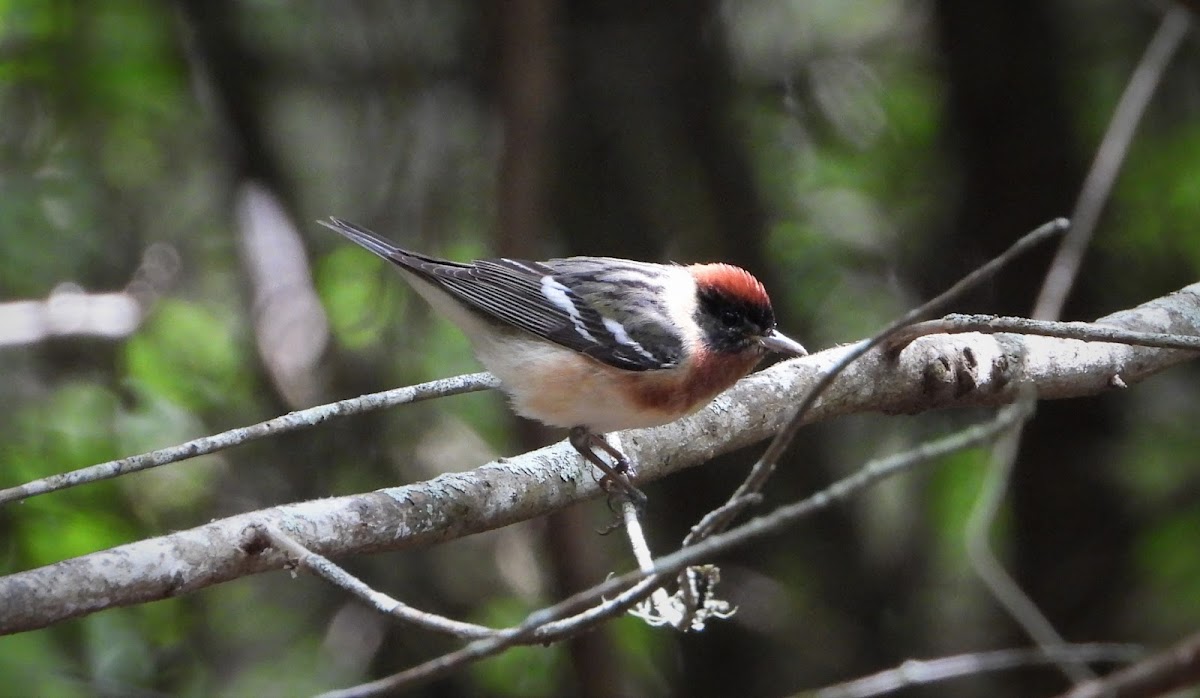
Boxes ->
[320,217,807,504]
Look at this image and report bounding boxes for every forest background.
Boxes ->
[2,2,1200,696]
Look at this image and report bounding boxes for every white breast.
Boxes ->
[471,332,687,432]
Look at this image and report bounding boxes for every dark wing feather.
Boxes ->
[429,259,684,370]
[321,217,682,371]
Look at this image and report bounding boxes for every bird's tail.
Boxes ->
[318,217,401,260]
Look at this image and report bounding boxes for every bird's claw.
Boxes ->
[594,479,647,534]
[599,474,648,513]
[610,454,637,479]
[569,426,649,519]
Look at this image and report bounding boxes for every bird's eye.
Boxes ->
[720,309,740,327]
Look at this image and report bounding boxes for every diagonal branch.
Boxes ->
[0,282,1197,636]
[1057,630,1200,698]
[888,314,1200,353]
[973,8,1191,684]
[1034,4,1192,320]
[328,396,1038,696]
[684,218,1068,546]
[811,644,1143,698]
[0,372,498,505]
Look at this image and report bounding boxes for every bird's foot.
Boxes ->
[600,475,648,514]
[569,427,648,513]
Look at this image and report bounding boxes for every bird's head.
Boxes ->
[688,263,807,359]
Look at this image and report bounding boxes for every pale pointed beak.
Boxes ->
[760,329,808,357]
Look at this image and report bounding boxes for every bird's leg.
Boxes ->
[569,427,647,509]
[589,434,636,478]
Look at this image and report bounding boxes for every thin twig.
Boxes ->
[621,499,674,622]
[1034,5,1192,321]
[0,372,498,506]
[1057,630,1200,698]
[887,314,1200,353]
[623,501,656,574]
[683,494,762,547]
[252,523,495,639]
[687,218,1068,545]
[967,401,1097,684]
[621,499,685,628]
[318,571,670,697]
[6,282,1197,637]
[808,644,1143,698]
[620,496,730,632]
[325,402,1034,696]
[969,7,1191,687]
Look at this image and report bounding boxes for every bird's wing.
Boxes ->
[321,218,684,371]
[426,257,685,371]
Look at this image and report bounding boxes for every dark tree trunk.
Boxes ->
[929,1,1133,694]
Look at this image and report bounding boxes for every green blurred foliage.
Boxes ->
[1137,508,1200,624]
[1110,126,1200,275]
[927,447,992,570]
[124,299,255,412]
[469,598,565,697]
[316,247,408,351]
